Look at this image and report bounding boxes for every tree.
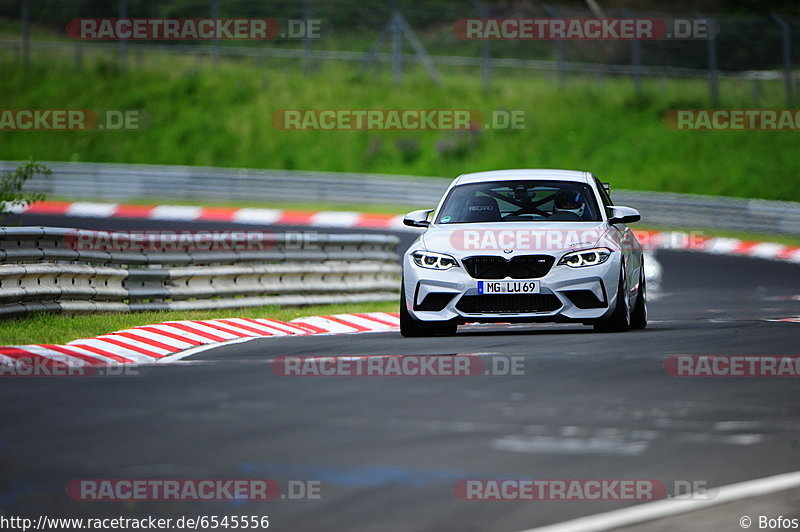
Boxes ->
[0,160,49,221]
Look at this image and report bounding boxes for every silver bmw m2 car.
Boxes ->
[400,169,647,336]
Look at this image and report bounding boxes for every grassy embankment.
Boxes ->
[0,35,796,201]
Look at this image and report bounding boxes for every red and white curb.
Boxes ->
[9,201,800,263]
[7,200,409,230]
[0,312,400,370]
[636,230,800,264]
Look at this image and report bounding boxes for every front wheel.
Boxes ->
[593,270,630,333]
[630,263,647,330]
[400,285,457,337]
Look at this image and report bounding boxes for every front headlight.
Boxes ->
[558,247,612,268]
[411,251,459,270]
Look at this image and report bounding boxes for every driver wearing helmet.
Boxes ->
[553,190,586,218]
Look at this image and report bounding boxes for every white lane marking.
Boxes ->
[157,336,259,364]
[66,202,119,218]
[148,205,203,221]
[714,421,765,431]
[521,470,800,532]
[491,435,649,456]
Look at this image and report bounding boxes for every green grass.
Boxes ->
[0,301,398,346]
[0,46,797,202]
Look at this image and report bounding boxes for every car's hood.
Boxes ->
[419,222,612,258]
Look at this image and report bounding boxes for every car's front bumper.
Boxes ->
[403,252,622,324]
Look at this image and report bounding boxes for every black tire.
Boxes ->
[400,286,457,337]
[593,269,630,333]
[630,263,647,330]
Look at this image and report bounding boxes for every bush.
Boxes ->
[0,160,49,220]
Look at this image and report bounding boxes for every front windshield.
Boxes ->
[436,180,602,224]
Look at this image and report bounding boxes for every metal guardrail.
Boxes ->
[0,226,401,317]
[2,161,447,207]
[5,161,800,236]
[612,190,800,236]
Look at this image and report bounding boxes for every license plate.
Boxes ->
[478,280,540,294]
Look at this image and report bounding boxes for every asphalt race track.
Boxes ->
[2,214,800,531]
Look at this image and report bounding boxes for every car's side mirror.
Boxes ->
[608,206,641,225]
[403,209,434,228]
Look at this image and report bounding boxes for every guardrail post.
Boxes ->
[20,0,29,68]
[119,0,128,72]
[361,3,440,85]
[623,9,643,95]
[473,0,491,93]
[391,9,403,84]
[771,13,793,105]
[303,0,313,73]
[697,14,719,106]
[543,5,565,88]
[211,0,220,64]
[395,11,441,84]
